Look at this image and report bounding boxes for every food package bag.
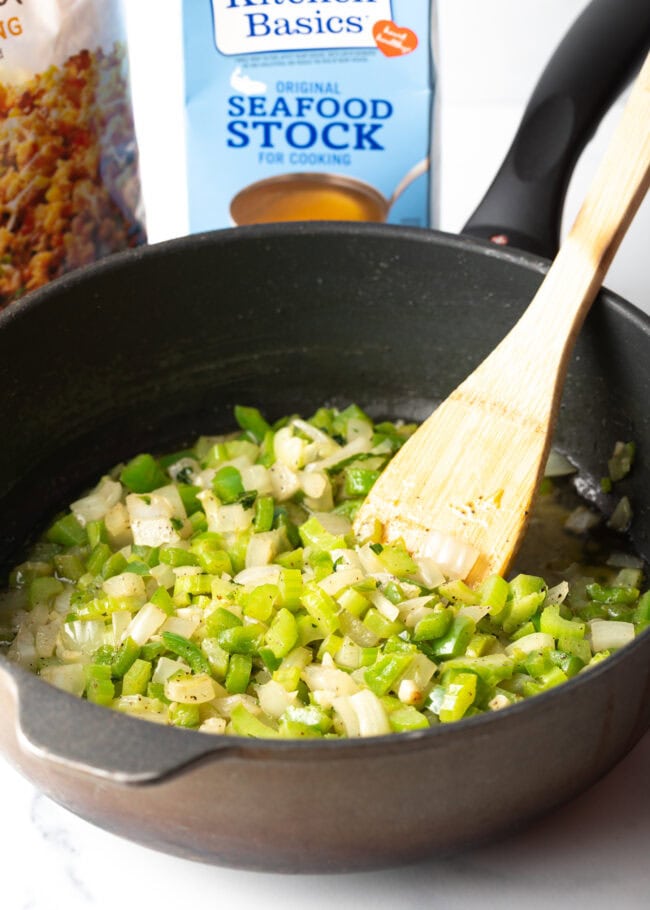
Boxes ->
[182,0,438,231]
[0,0,146,308]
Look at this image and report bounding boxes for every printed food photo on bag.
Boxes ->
[0,0,146,309]
[183,0,438,231]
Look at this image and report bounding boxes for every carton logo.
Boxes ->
[373,19,418,57]
[211,0,395,56]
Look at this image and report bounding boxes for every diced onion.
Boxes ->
[545,581,569,606]
[416,529,479,581]
[505,632,555,656]
[245,530,282,568]
[268,462,301,501]
[152,655,190,685]
[564,506,601,534]
[607,496,633,532]
[241,464,272,496]
[370,590,400,621]
[348,689,391,737]
[544,450,577,478]
[458,604,490,623]
[606,552,644,569]
[165,672,216,704]
[40,664,86,697]
[60,619,106,655]
[234,564,281,588]
[589,620,635,652]
[71,477,122,525]
[160,614,200,639]
[199,717,228,735]
[318,567,365,596]
[102,572,146,602]
[124,603,167,646]
[257,680,298,718]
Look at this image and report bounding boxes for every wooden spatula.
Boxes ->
[354,52,650,586]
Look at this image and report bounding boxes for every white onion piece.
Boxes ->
[331,695,360,737]
[199,717,228,735]
[198,494,253,534]
[150,563,175,590]
[102,572,146,601]
[268,462,301,501]
[71,477,122,525]
[458,604,490,623]
[167,457,200,484]
[290,418,336,450]
[330,548,363,570]
[346,417,373,444]
[318,567,365,596]
[545,581,569,606]
[370,590,400,621]
[257,680,298,718]
[60,619,106,655]
[245,530,282,568]
[349,689,390,737]
[152,655,190,684]
[160,614,200,639]
[104,502,132,548]
[412,556,446,589]
[35,622,60,659]
[241,464,272,496]
[544,450,577,478]
[607,496,633,532]
[357,543,385,575]
[312,511,352,536]
[303,436,368,472]
[40,664,86,697]
[564,506,601,534]
[589,620,635,652]
[416,529,479,581]
[165,673,216,704]
[505,632,555,656]
[302,664,359,697]
[234,564,281,587]
[300,470,328,499]
[274,426,307,470]
[111,611,132,645]
[124,603,167,646]
[606,552,644,569]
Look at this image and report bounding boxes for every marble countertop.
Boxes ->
[3,2,649,906]
[3,732,650,909]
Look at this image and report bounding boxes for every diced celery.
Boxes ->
[122,659,152,696]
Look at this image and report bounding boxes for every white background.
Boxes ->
[2,2,649,908]
[125,0,650,313]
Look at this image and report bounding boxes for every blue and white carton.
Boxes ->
[182,1,437,230]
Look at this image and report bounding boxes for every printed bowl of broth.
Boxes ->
[229,172,389,224]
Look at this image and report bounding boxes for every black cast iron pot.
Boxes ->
[0,0,649,873]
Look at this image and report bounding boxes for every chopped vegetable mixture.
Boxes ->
[1,406,647,738]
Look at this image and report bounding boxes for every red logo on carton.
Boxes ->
[373,20,418,57]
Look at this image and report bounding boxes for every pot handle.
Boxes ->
[462,0,650,258]
[7,664,234,784]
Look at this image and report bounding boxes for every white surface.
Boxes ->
[3,1,649,906]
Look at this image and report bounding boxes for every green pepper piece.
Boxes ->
[429,615,476,658]
[120,454,168,493]
[213,465,245,504]
[162,631,211,674]
[234,405,271,443]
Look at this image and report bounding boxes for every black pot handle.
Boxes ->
[463,0,650,258]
